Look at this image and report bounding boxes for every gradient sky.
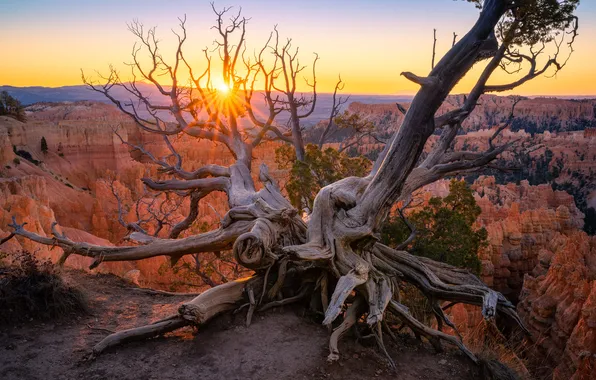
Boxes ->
[1,0,595,95]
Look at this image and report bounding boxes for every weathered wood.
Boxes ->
[9,217,254,269]
[353,0,508,229]
[93,316,189,355]
[178,277,254,324]
[323,265,368,325]
[328,296,365,362]
[388,300,478,363]
[234,218,278,270]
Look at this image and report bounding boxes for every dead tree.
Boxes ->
[253,26,345,162]
[269,26,318,161]
[317,76,349,149]
[6,0,579,366]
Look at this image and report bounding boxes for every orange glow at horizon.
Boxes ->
[1,2,595,97]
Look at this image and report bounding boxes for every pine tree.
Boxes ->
[0,91,26,122]
[40,137,48,154]
[381,179,486,273]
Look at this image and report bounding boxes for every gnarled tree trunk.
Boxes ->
[4,0,580,370]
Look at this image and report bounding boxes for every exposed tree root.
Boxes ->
[92,316,189,355]
[324,266,368,325]
[388,300,478,363]
[9,213,528,369]
[90,277,259,355]
[328,296,365,362]
[246,287,256,327]
[258,285,310,312]
[83,244,528,371]
[319,243,528,364]
[372,244,523,328]
[373,322,396,370]
[129,288,202,297]
[178,277,256,324]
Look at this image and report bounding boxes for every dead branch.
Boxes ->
[431,28,437,69]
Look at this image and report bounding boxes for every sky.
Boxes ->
[0,0,595,96]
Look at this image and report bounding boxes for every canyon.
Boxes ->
[1,97,595,378]
[340,95,596,236]
[419,177,594,379]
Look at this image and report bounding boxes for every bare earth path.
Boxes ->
[0,271,480,380]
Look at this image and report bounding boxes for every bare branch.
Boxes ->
[8,216,254,268]
[142,177,230,193]
[395,198,417,251]
[169,191,206,239]
[400,71,438,87]
[431,28,437,69]
[318,76,348,148]
[0,232,15,246]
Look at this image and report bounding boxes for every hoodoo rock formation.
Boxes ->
[518,232,596,380]
[471,176,584,299]
[0,102,285,288]
[346,96,596,137]
[418,176,594,379]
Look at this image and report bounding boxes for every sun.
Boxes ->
[217,82,230,95]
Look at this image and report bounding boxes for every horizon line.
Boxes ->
[2,84,596,100]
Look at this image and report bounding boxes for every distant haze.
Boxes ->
[0,84,413,127]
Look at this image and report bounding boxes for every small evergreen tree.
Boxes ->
[275,144,371,213]
[40,137,48,154]
[381,179,487,273]
[0,91,26,122]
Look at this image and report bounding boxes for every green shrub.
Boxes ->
[381,179,486,274]
[0,91,26,122]
[276,144,371,212]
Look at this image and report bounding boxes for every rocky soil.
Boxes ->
[0,270,481,380]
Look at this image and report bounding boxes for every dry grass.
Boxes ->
[463,319,537,380]
[0,251,87,324]
[384,288,530,379]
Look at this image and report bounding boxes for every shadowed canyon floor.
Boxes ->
[0,270,480,380]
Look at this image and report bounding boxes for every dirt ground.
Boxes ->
[0,270,481,380]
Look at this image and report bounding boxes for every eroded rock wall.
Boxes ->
[518,232,596,380]
[417,177,594,379]
[0,102,285,289]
